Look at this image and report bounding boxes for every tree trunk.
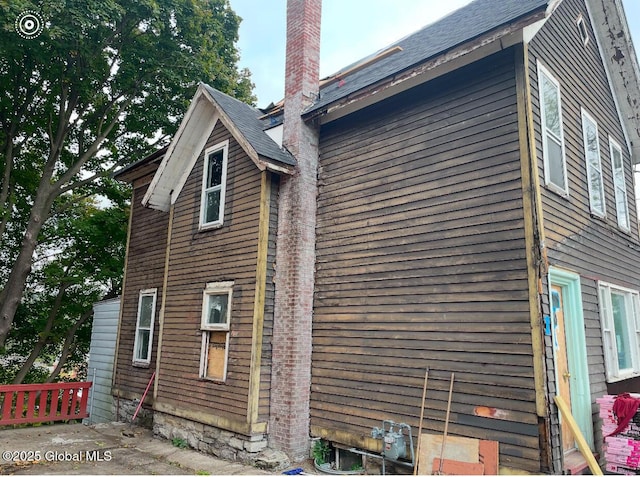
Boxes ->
[0,184,55,347]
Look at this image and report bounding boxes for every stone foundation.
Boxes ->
[113,397,154,429]
[153,412,289,470]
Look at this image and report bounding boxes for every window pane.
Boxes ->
[612,146,623,172]
[611,292,632,371]
[547,137,565,188]
[136,329,150,361]
[139,295,153,328]
[589,172,604,214]
[542,75,561,137]
[582,115,604,214]
[206,151,223,188]
[616,189,629,229]
[205,189,221,223]
[207,293,228,325]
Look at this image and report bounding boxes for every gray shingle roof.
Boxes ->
[308,0,548,114]
[203,84,296,167]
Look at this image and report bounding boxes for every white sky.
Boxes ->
[229,0,640,109]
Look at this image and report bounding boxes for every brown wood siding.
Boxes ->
[528,0,640,469]
[155,120,262,430]
[312,48,540,472]
[114,180,168,398]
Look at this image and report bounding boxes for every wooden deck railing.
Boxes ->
[0,382,92,426]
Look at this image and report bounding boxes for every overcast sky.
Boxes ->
[228,0,640,109]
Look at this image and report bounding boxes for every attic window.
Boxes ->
[576,15,589,46]
[199,140,229,230]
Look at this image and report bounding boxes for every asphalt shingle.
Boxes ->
[308,0,548,114]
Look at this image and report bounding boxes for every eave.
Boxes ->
[143,85,295,212]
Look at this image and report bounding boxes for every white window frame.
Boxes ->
[537,62,568,196]
[609,137,630,232]
[199,140,229,230]
[581,109,606,217]
[199,281,233,382]
[598,282,640,382]
[576,14,589,46]
[133,288,157,365]
[200,281,233,331]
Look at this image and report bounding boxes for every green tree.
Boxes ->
[5,183,129,384]
[0,0,255,346]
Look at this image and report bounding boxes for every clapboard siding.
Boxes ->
[312,48,540,472]
[528,0,640,470]
[155,120,262,427]
[114,180,167,398]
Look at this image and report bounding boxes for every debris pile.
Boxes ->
[597,394,640,475]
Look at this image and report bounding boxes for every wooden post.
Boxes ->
[554,396,602,475]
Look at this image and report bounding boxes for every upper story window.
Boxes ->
[576,14,589,46]
[609,138,630,231]
[133,288,157,365]
[581,109,606,217]
[200,140,229,229]
[598,282,640,382]
[537,63,568,195]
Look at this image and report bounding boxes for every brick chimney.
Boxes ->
[269,0,321,462]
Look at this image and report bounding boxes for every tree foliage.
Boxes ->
[0,0,255,349]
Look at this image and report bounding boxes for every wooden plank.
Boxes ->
[479,440,499,475]
[432,458,484,475]
[417,434,479,475]
[554,396,602,475]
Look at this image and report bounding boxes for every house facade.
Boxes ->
[113,0,640,473]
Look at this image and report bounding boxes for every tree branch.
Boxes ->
[45,307,92,383]
[54,97,131,193]
[12,280,70,384]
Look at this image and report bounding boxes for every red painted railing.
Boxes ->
[0,382,92,425]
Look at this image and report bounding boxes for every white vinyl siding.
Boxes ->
[609,138,630,231]
[538,62,568,195]
[581,110,605,217]
[598,282,640,382]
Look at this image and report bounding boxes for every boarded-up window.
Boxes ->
[133,289,157,365]
[581,110,605,217]
[609,138,630,231]
[200,141,228,229]
[199,281,233,381]
[538,62,567,195]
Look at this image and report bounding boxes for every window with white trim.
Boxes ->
[538,63,568,195]
[576,14,589,46]
[200,141,229,229]
[609,138,630,231]
[199,281,233,381]
[581,110,606,217]
[133,289,157,365]
[598,282,640,382]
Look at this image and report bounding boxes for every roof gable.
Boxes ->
[143,84,296,212]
